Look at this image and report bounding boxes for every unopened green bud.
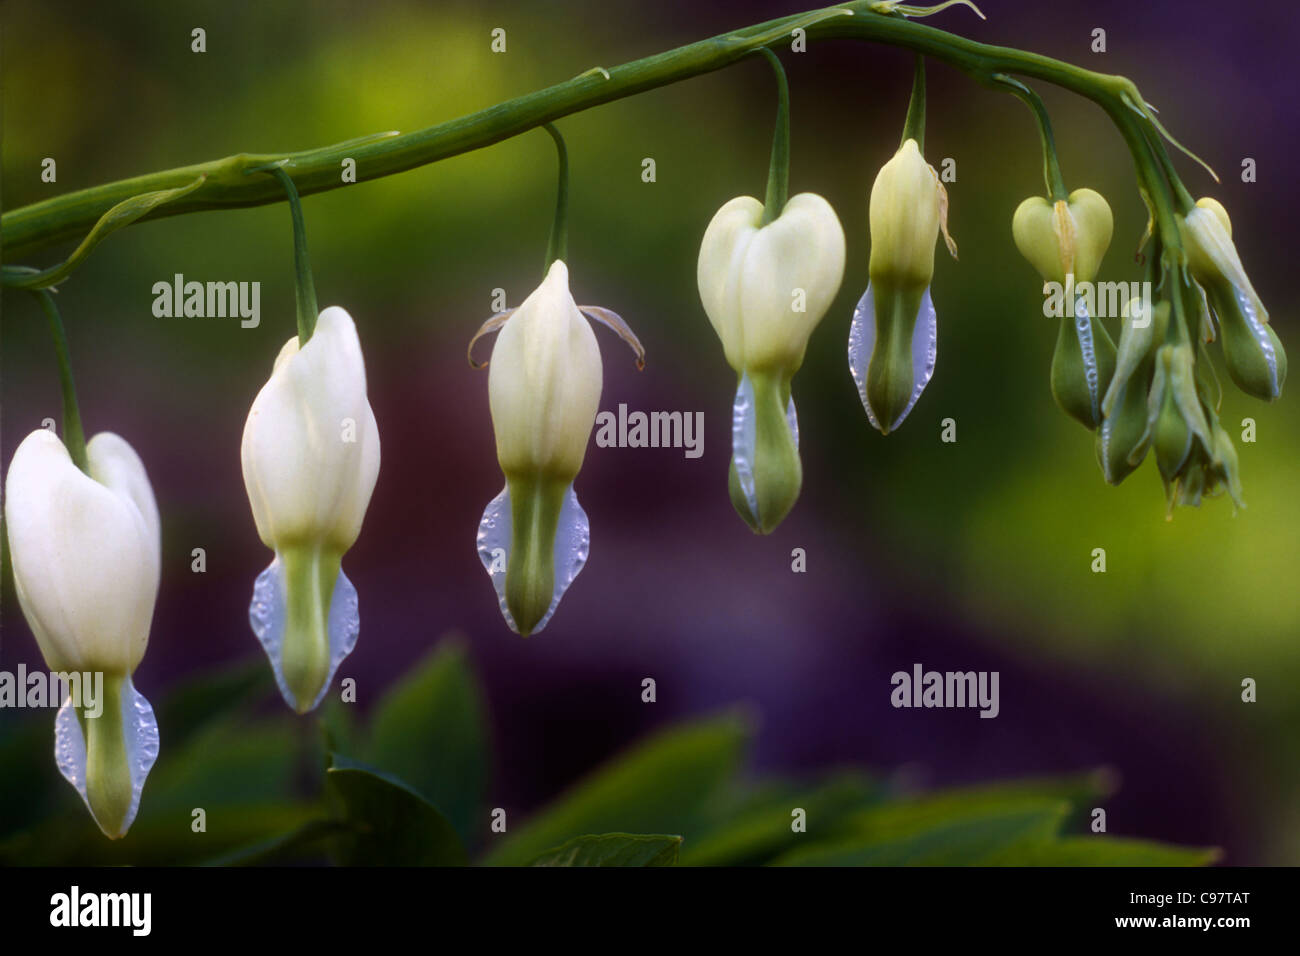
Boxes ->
[1147,344,1212,484]
[1180,197,1286,401]
[1152,382,1191,483]
[1050,305,1117,429]
[1096,299,1167,484]
[1216,292,1287,401]
[1208,422,1245,509]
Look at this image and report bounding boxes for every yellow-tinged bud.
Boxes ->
[1180,197,1286,401]
[869,139,944,288]
[1012,188,1113,286]
[851,139,955,434]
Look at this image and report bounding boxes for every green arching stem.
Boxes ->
[1102,101,1196,344]
[2,0,1205,302]
[1145,124,1198,214]
[995,74,1067,202]
[259,165,319,343]
[756,47,790,225]
[543,123,569,272]
[32,290,88,473]
[900,55,926,151]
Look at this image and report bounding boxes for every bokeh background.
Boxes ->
[2,0,1296,863]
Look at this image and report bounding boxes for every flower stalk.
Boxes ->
[32,290,88,473]
[1,0,1205,287]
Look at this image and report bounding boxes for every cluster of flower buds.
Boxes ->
[1011,184,1283,511]
[5,430,161,838]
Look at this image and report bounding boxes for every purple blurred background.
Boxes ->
[4,0,1297,862]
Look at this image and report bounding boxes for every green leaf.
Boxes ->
[325,754,468,866]
[144,717,299,811]
[153,659,276,750]
[4,174,206,290]
[201,818,351,866]
[529,833,682,867]
[1017,837,1219,867]
[772,799,1069,866]
[0,713,61,838]
[367,638,487,844]
[484,712,750,866]
[682,772,879,866]
[0,804,318,867]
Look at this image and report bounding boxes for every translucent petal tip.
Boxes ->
[249,556,360,712]
[477,482,590,635]
[730,371,799,527]
[55,676,159,839]
[848,282,938,433]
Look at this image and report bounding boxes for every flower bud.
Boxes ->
[490,260,603,480]
[850,138,955,434]
[1207,421,1245,509]
[1146,344,1213,485]
[1012,188,1113,286]
[479,259,603,635]
[1096,299,1164,484]
[1181,197,1286,400]
[698,193,845,532]
[1050,302,1117,430]
[242,306,380,712]
[5,429,161,838]
[698,193,846,374]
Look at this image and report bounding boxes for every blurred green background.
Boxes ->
[2,0,1296,863]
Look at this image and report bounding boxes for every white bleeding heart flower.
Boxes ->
[472,259,642,637]
[4,428,161,838]
[697,192,845,533]
[241,306,380,713]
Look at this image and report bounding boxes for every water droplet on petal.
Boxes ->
[477,483,590,635]
[249,556,359,712]
[730,372,760,525]
[1074,295,1102,424]
[786,394,799,451]
[55,676,159,837]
